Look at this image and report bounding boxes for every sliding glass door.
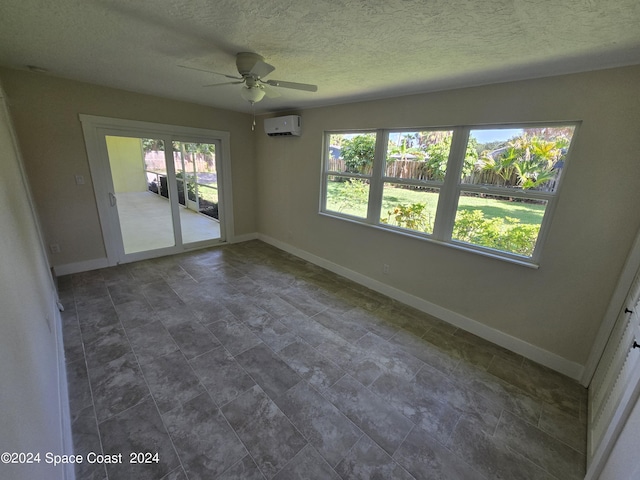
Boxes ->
[173,141,221,244]
[81,116,233,266]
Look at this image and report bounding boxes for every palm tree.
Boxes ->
[481,146,518,186]
[480,134,565,189]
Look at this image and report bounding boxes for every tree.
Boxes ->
[341,134,376,174]
[425,134,477,181]
[142,138,164,152]
[425,136,452,180]
[388,135,425,161]
[480,146,519,186]
[479,133,566,189]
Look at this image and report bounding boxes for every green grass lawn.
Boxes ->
[457,194,546,225]
[326,181,546,226]
[197,183,218,204]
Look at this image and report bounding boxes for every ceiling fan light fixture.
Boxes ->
[240,86,266,103]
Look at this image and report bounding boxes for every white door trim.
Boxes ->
[79,114,234,265]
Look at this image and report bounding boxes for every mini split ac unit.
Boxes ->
[264,115,301,136]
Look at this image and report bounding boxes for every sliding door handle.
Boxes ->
[109,192,117,207]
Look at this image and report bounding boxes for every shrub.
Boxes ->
[453,210,539,256]
[341,135,376,174]
[382,203,434,233]
[336,178,369,212]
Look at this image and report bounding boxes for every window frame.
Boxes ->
[321,130,378,221]
[320,122,579,267]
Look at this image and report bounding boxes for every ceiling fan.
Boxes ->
[180,52,318,104]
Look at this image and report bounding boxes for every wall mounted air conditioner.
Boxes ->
[264,115,301,136]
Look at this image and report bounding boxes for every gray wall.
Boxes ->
[255,65,640,371]
[0,85,71,479]
[3,64,639,374]
[0,67,257,269]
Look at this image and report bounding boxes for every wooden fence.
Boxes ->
[144,151,217,175]
[328,158,557,191]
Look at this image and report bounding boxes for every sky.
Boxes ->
[334,128,525,146]
[390,129,524,145]
[470,128,523,144]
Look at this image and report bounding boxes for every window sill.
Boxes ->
[318,211,540,269]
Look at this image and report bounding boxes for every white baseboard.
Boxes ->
[257,234,585,381]
[51,234,259,276]
[53,258,110,276]
[53,301,76,480]
[230,232,259,244]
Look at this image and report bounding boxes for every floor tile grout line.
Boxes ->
[272,442,334,479]
[71,296,110,480]
[317,373,418,460]
[217,383,305,480]
[215,391,268,480]
[277,374,365,469]
[147,347,212,411]
[449,355,582,432]
[187,344,254,411]
[503,441,564,480]
[155,304,225,361]
[492,408,505,437]
[64,242,588,480]
[117,365,189,479]
[104,282,191,480]
[217,452,268,480]
[438,414,493,480]
[288,338,348,391]
[506,402,588,457]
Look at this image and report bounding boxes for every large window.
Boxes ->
[321,124,577,265]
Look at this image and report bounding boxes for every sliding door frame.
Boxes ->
[80,114,234,265]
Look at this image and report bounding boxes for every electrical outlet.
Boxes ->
[75,174,85,185]
[50,243,61,254]
[383,264,390,274]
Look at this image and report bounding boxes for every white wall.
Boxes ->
[0,85,72,479]
[255,65,640,375]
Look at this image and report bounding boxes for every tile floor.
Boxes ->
[59,240,588,480]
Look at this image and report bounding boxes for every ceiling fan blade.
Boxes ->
[264,79,318,92]
[178,64,242,80]
[250,60,276,79]
[203,81,244,87]
[262,85,281,99]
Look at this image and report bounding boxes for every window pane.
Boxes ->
[174,141,221,244]
[464,126,575,192]
[452,192,548,256]
[380,183,439,234]
[325,175,370,218]
[386,130,453,181]
[327,132,376,175]
[107,137,175,254]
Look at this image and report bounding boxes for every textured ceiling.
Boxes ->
[1,0,639,114]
